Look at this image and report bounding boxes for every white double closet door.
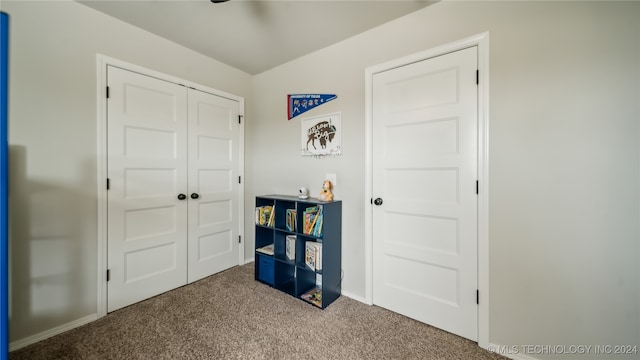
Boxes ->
[106,66,240,312]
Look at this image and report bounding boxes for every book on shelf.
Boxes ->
[255,205,275,227]
[312,207,323,237]
[300,286,322,307]
[303,205,323,236]
[303,206,316,234]
[285,209,297,232]
[285,235,296,260]
[269,204,275,227]
[255,206,270,226]
[305,241,322,271]
[256,243,274,256]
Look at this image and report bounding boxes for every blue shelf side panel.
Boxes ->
[1,11,9,360]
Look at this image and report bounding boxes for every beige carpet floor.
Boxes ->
[10,263,506,359]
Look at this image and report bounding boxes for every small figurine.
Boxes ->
[318,180,334,202]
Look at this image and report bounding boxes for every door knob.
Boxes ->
[374,198,383,206]
[191,193,200,199]
[177,194,187,200]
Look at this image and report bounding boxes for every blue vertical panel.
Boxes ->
[0,11,8,360]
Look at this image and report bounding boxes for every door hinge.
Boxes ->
[238,115,243,124]
[476,70,479,85]
[238,235,242,244]
[238,176,241,184]
[106,86,110,99]
[107,178,110,190]
[476,180,478,194]
[107,269,111,282]
[476,289,479,305]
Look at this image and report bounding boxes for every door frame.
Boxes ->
[364,32,489,347]
[95,55,245,317]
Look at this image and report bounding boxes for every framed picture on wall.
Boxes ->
[301,112,342,156]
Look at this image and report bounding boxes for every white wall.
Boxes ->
[3,0,251,344]
[248,1,639,358]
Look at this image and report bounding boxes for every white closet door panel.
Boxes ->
[107,66,188,312]
[187,89,240,283]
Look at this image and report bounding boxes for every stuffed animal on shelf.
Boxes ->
[318,180,334,202]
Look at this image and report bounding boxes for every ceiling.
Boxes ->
[78,0,434,75]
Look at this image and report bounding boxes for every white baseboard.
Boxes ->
[341,290,370,305]
[486,343,540,360]
[9,313,98,352]
[244,257,254,265]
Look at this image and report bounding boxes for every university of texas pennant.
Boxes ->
[288,94,337,120]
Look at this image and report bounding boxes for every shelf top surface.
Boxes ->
[257,194,341,204]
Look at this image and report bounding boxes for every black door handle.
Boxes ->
[373,198,383,206]
[177,194,187,200]
[191,193,200,199]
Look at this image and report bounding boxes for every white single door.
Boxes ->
[187,88,240,282]
[107,66,188,312]
[372,47,478,340]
